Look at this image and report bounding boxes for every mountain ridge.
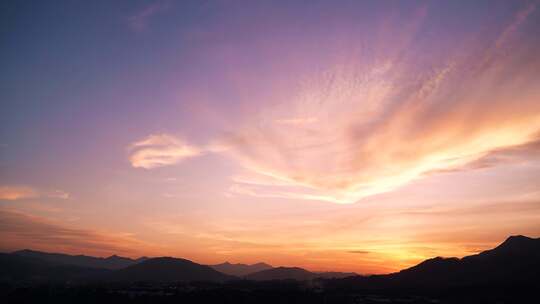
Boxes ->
[328,234,540,291]
[210,261,273,276]
[106,257,234,282]
[3,235,539,286]
[13,249,146,270]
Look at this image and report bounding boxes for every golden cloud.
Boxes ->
[129,134,201,169]
[216,5,540,203]
[0,186,71,201]
[130,4,540,203]
[0,186,38,201]
[0,209,155,257]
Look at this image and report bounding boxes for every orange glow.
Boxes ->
[2,1,540,275]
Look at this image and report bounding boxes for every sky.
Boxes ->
[1,0,540,274]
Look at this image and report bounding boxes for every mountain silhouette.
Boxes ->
[13,249,144,270]
[106,257,234,282]
[329,235,540,291]
[3,235,539,288]
[394,235,540,286]
[3,235,539,303]
[466,234,540,259]
[0,253,50,280]
[210,261,273,276]
[0,252,111,282]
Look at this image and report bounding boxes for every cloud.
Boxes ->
[424,137,540,175]
[0,209,154,257]
[0,186,70,201]
[274,117,318,126]
[48,190,70,200]
[225,183,341,203]
[127,0,170,32]
[129,134,201,169]
[0,185,71,201]
[213,4,540,203]
[129,3,540,204]
[0,186,38,201]
[219,57,540,203]
[348,250,370,254]
[494,2,537,49]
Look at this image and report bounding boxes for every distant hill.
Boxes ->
[4,235,539,288]
[329,235,540,291]
[13,249,146,270]
[106,257,235,282]
[0,253,110,282]
[0,253,50,281]
[210,262,272,276]
[0,254,232,283]
[394,235,540,287]
[3,235,539,303]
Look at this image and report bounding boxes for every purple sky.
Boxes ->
[1,0,540,273]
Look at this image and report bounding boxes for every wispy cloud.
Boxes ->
[48,189,70,200]
[0,209,155,257]
[225,183,341,203]
[212,3,540,203]
[129,134,201,169]
[495,2,537,49]
[0,186,70,201]
[127,0,170,32]
[348,250,370,254]
[0,186,38,201]
[274,117,318,126]
[129,3,540,204]
[424,138,540,175]
[140,196,540,273]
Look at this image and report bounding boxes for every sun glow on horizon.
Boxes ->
[2,0,540,274]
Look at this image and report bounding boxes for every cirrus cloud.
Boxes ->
[0,186,70,201]
[0,186,38,201]
[129,3,540,204]
[213,3,540,203]
[127,0,171,32]
[129,134,202,169]
[0,209,155,257]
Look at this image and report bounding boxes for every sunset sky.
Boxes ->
[1,0,540,274]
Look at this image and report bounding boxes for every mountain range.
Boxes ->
[210,261,273,276]
[1,235,539,290]
[107,257,234,282]
[0,252,111,282]
[13,249,148,270]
